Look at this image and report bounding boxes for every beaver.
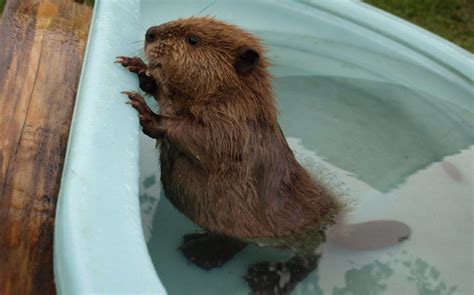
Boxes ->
[116,17,345,294]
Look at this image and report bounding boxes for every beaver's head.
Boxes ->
[144,17,269,101]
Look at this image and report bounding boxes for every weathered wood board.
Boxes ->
[0,1,92,293]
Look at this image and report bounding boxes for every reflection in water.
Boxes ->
[405,258,457,295]
[139,135,161,242]
[333,260,394,295]
[332,257,457,295]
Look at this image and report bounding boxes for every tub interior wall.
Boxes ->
[131,1,474,294]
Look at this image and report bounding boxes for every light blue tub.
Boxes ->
[54,0,474,294]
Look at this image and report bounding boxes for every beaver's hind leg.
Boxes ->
[244,230,325,295]
[244,252,321,295]
[179,232,247,270]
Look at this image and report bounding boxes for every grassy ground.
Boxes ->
[365,0,474,52]
[0,0,5,14]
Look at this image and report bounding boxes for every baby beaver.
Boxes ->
[116,17,344,294]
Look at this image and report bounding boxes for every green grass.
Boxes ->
[365,0,474,52]
[0,0,6,15]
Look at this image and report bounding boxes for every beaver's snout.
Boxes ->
[145,27,158,44]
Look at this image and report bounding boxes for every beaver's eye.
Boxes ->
[186,35,199,45]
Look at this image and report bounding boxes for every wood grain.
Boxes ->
[0,0,92,293]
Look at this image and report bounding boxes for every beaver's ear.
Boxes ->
[235,46,259,74]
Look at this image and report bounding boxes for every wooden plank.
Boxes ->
[0,0,92,293]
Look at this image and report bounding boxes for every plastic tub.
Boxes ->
[54,0,474,294]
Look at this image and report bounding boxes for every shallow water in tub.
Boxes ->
[135,31,473,295]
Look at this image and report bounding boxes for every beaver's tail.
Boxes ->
[327,209,411,251]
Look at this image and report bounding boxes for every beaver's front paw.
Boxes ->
[115,56,147,74]
[122,91,165,139]
[244,262,296,295]
[116,56,158,94]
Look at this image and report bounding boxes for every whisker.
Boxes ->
[197,0,216,16]
[131,22,147,30]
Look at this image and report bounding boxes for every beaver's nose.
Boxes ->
[145,27,158,43]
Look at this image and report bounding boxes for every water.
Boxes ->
[135,3,473,295]
[276,75,473,193]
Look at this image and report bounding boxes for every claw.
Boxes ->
[115,56,147,74]
[120,90,164,139]
[121,91,140,100]
[114,56,129,65]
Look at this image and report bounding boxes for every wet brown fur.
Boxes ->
[143,17,342,240]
